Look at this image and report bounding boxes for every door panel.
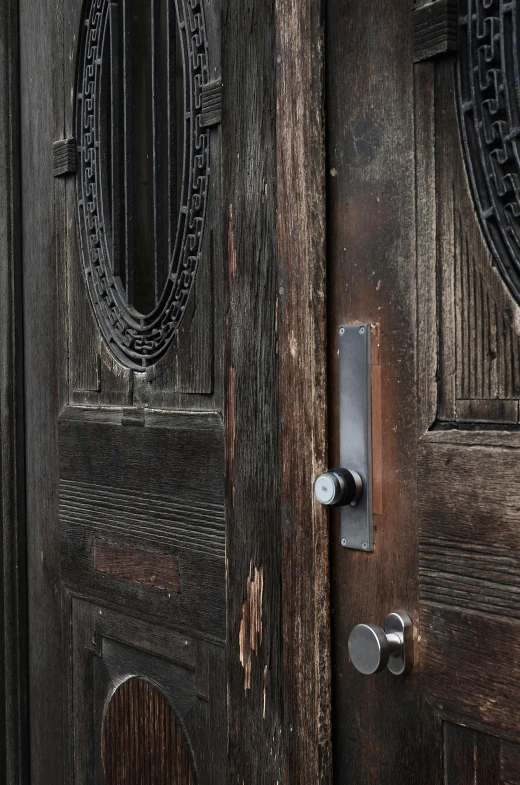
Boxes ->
[21,0,224,781]
[327,0,520,782]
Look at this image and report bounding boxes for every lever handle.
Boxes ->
[348,612,414,676]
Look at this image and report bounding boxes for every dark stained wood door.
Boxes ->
[21,0,227,782]
[14,0,330,782]
[327,0,520,783]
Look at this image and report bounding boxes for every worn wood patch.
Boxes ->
[93,541,180,593]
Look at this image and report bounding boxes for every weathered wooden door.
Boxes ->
[22,0,228,782]
[328,0,520,782]
[10,0,329,782]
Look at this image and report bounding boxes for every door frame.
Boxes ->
[0,0,330,781]
[0,0,29,783]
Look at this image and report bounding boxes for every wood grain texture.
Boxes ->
[102,678,196,785]
[415,59,438,432]
[222,0,283,779]
[501,740,520,785]
[413,0,457,63]
[419,441,520,741]
[93,541,180,592]
[275,0,330,781]
[69,599,226,785]
[20,0,66,780]
[444,723,500,785]
[326,0,433,782]
[435,59,520,425]
[0,0,28,782]
[419,442,520,620]
[59,410,225,639]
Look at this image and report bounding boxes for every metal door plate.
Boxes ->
[339,324,373,551]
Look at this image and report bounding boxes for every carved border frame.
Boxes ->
[76,0,210,369]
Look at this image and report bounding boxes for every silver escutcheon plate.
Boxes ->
[339,324,373,551]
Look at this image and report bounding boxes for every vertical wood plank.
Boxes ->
[20,0,66,779]
[222,0,283,780]
[444,722,501,785]
[326,0,425,782]
[0,0,29,782]
[415,60,438,432]
[275,0,330,782]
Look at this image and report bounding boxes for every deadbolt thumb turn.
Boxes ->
[348,612,414,676]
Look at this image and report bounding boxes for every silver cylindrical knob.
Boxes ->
[348,612,414,676]
[314,468,363,507]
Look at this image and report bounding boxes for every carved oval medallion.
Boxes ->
[76,0,209,369]
[458,0,520,303]
[102,678,196,784]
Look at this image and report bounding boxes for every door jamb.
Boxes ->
[0,0,29,782]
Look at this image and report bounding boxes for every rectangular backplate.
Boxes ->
[339,324,373,551]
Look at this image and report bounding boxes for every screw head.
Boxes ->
[359,326,365,335]
[341,538,347,547]
[339,327,345,335]
[362,542,368,550]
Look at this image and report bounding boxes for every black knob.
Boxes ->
[314,468,363,507]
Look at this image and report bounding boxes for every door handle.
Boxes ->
[347,612,414,676]
[314,324,373,551]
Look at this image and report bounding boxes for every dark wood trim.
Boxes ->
[0,0,29,782]
[223,0,329,780]
[222,0,283,780]
[276,0,330,783]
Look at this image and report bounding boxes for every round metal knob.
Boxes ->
[314,468,363,507]
[348,624,401,674]
[348,612,414,676]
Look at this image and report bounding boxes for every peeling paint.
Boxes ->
[239,562,264,692]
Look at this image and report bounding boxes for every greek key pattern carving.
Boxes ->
[458,0,520,304]
[76,0,210,369]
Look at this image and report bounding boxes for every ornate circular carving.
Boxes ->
[458,0,520,304]
[76,0,210,369]
[102,677,196,785]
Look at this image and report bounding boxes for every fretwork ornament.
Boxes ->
[458,0,520,305]
[75,0,211,369]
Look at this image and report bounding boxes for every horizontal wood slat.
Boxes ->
[52,138,77,176]
[201,78,222,127]
[413,0,457,62]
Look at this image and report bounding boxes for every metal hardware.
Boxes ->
[314,468,363,507]
[340,324,373,551]
[348,612,414,676]
[314,324,373,549]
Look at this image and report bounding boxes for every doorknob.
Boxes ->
[348,612,414,676]
[314,468,363,507]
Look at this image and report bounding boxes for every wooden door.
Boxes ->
[10,0,330,783]
[328,0,520,783]
[22,0,227,782]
